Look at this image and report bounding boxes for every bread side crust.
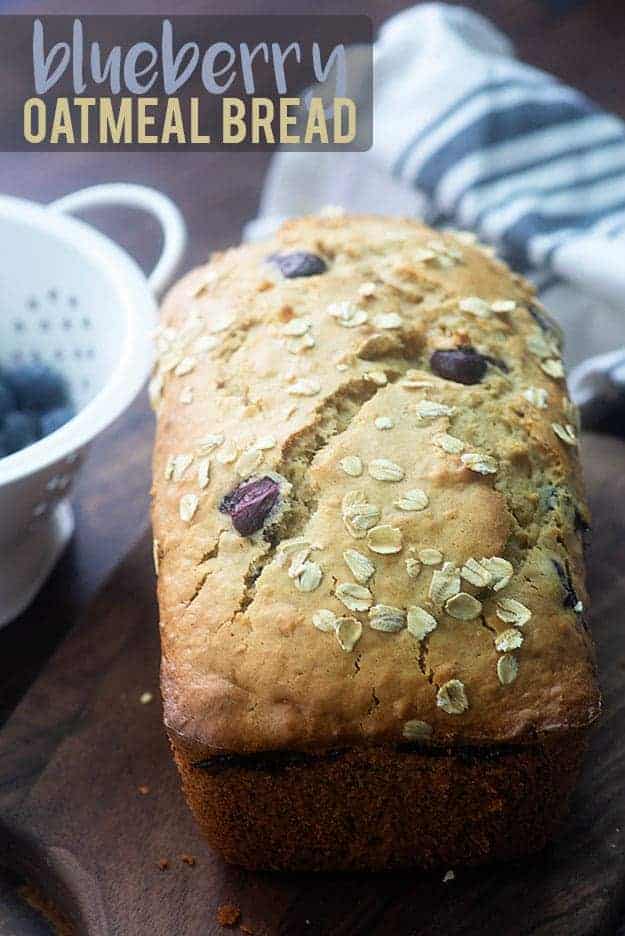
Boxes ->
[169,729,588,871]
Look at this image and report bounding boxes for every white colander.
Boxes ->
[0,183,186,626]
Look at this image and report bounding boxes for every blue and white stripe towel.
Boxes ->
[246,3,625,409]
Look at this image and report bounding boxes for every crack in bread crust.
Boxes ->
[234,375,403,619]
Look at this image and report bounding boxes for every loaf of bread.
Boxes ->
[152,213,600,871]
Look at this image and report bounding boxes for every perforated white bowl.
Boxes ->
[0,183,186,626]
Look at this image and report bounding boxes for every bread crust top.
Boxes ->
[153,214,599,754]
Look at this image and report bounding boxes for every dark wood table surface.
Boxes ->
[1,0,624,932]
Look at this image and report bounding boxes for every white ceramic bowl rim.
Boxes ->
[0,184,186,486]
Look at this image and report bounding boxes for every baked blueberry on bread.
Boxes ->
[152,214,600,870]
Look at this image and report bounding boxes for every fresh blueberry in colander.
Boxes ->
[4,362,69,413]
[268,252,327,278]
[0,361,75,459]
[430,347,488,385]
[219,476,281,536]
[0,380,16,421]
[39,404,75,438]
[0,411,41,455]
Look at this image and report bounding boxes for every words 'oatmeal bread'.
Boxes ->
[152,214,600,870]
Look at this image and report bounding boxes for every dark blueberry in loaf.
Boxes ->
[552,558,579,609]
[430,347,488,385]
[269,252,327,278]
[220,476,280,536]
[4,362,69,413]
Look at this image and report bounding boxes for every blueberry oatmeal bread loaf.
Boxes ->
[151,214,600,871]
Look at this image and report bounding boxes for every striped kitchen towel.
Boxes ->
[247,3,625,409]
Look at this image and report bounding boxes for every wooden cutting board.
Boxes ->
[2,433,625,936]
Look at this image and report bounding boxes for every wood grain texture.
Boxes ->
[0,435,624,936]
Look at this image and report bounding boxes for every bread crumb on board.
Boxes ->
[217,904,242,927]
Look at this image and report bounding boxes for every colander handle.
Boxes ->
[49,183,186,296]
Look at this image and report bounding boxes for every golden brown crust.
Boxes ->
[169,729,587,871]
[153,213,600,755]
